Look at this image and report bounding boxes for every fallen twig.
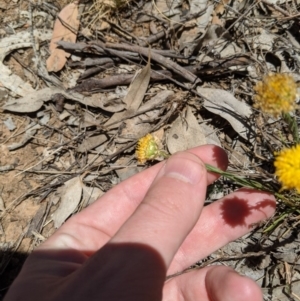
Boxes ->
[261,0,291,17]
[139,9,208,47]
[104,42,200,84]
[72,69,172,92]
[72,54,252,91]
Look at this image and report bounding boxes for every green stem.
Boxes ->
[282,112,299,144]
[159,152,296,208]
[205,164,296,207]
[263,212,289,233]
[205,164,269,191]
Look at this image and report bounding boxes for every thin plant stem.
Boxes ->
[205,164,297,207]
[282,112,299,144]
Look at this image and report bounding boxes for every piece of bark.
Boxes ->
[77,63,115,81]
[69,57,115,68]
[57,40,138,60]
[72,70,171,92]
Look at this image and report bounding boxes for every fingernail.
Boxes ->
[160,153,205,185]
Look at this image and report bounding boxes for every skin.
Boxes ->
[4,145,276,301]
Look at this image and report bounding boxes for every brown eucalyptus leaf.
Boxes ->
[46,3,80,72]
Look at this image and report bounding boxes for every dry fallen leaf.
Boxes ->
[116,90,174,142]
[114,156,142,182]
[198,87,253,140]
[0,29,52,96]
[212,0,230,24]
[81,185,104,207]
[77,134,108,153]
[7,122,41,151]
[201,123,221,146]
[105,54,152,128]
[52,176,82,228]
[46,2,80,72]
[2,87,126,113]
[167,106,207,154]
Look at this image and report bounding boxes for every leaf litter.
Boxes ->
[1,0,300,299]
[46,2,80,72]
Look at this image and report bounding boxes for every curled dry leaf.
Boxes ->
[46,2,80,72]
[7,122,41,151]
[0,29,52,96]
[197,87,253,140]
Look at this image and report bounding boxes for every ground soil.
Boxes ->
[1,0,300,300]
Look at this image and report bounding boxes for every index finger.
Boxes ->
[40,145,228,252]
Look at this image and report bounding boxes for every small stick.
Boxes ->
[105,42,200,84]
[139,9,208,47]
[261,0,291,17]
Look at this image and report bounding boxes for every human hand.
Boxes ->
[4,145,276,301]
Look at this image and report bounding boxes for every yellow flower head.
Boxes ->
[136,134,159,164]
[274,144,300,192]
[253,73,297,117]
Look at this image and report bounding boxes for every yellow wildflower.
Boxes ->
[274,144,300,192]
[253,73,297,117]
[136,134,159,164]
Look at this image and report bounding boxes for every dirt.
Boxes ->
[1,0,300,300]
[0,117,39,298]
